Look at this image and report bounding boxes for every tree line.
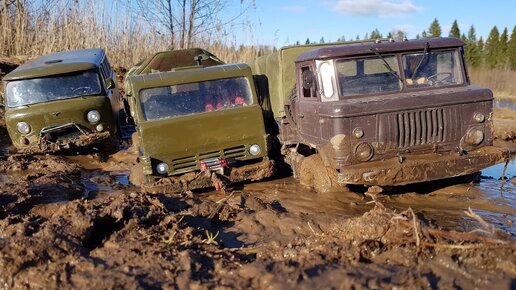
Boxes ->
[302,19,516,72]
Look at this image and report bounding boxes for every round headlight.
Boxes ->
[465,128,484,146]
[16,122,31,135]
[87,110,101,124]
[353,127,364,139]
[156,162,169,174]
[474,113,485,123]
[96,124,104,132]
[354,142,374,162]
[249,144,261,156]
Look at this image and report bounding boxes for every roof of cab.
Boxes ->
[297,37,464,63]
[3,48,106,81]
[128,63,251,93]
[135,48,224,75]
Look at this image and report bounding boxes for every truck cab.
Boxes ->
[253,38,507,190]
[126,61,274,192]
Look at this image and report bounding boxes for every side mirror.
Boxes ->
[105,78,116,90]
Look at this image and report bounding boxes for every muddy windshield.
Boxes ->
[5,70,102,107]
[139,77,253,121]
[336,56,401,97]
[403,50,463,88]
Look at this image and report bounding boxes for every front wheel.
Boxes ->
[298,154,344,193]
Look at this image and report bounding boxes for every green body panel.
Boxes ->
[128,63,268,177]
[138,105,267,175]
[5,95,115,148]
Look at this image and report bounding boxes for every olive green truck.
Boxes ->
[251,38,507,192]
[125,49,274,192]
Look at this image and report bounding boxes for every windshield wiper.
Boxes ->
[369,47,402,83]
[411,42,430,79]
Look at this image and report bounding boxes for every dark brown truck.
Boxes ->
[251,38,508,192]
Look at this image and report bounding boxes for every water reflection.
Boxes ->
[494,98,516,109]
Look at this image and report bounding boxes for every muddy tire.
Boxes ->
[129,163,144,186]
[100,135,118,158]
[298,154,343,193]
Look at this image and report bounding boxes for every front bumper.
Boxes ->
[337,146,508,186]
[16,130,111,154]
[142,159,275,193]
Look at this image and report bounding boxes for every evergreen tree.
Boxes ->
[465,25,481,68]
[364,33,369,40]
[320,37,325,44]
[387,32,393,39]
[295,40,300,46]
[485,26,500,68]
[428,18,442,37]
[421,30,428,38]
[305,38,310,45]
[449,20,460,38]
[370,29,382,39]
[355,34,360,41]
[499,27,509,69]
[415,33,420,39]
[508,25,516,70]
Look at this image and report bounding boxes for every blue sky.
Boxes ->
[233,0,516,46]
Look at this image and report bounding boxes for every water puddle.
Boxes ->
[494,98,516,110]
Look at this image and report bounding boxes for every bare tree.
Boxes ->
[128,0,251,49]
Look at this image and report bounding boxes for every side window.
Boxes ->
[301,66,316,99]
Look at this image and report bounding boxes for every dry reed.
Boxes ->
[469,68,516,100]
[0,0,267,68]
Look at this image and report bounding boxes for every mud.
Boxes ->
[13,131,112,155]
[0,63,515,288]
[494,108,516,144]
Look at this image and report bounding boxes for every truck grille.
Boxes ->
[171,145,247,172]
[380,106,461,149]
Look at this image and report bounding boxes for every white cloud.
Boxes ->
[280,5,306,13]
[332,0,422,17]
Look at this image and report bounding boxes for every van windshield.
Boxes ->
[139,77,253,121]
[5,70,102,107]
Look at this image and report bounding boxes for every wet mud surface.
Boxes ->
[0,61,515,287]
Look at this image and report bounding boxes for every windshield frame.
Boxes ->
[5,69,103,108]
[138,76,254,121]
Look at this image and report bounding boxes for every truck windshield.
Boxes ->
[402,50,463,88]
[5,70,102,107]
[140,77,253,121]
[336,56,401,97]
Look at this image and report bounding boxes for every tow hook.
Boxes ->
[456,146,467,156]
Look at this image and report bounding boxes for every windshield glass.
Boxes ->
[6,70,102,107]
[139,77,253,121]
[336,56,401,97]
[403,50,463,88]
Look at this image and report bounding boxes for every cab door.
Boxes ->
[297,66,321,144]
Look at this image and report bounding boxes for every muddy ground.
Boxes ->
[0,59,515,288]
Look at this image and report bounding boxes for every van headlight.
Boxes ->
[87,110,101,124]
[156,162,169,174]
[249,144,261,156]
[16,122,31,135]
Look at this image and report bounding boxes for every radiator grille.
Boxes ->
[171,145,247,172]
[379,106,461,150]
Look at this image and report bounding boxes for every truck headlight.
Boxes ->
[16,122,31,135]
[87,110,101,124]
[156,162,169,174]
[249,144,261,156]
[465,128,484,146]
[354,142,373,162]
[474,113,485,123]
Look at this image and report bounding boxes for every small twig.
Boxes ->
[464,207,510,239]
[408,208,420,247]
[500,157,510,192]
[421,241,516,250]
